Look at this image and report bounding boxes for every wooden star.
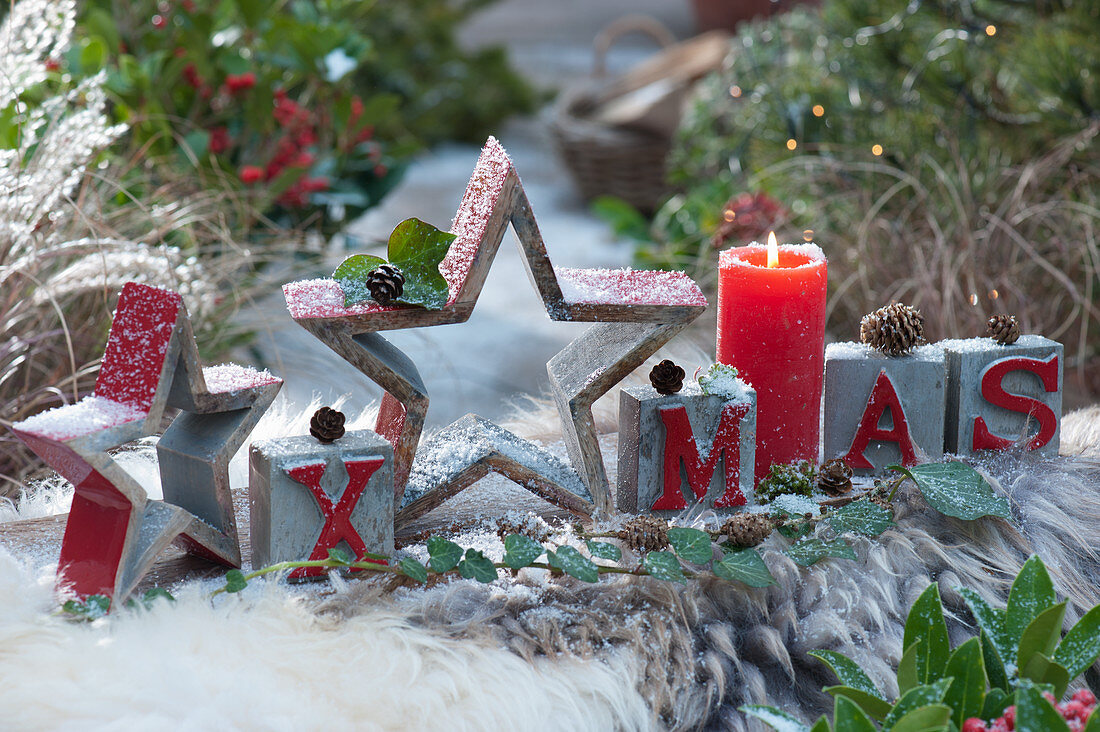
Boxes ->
[12,283,281,603]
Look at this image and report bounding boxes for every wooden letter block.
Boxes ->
[823,343,946,475]
[942,335,1063,457]
[250,431,394,579]
[617,383,756,514]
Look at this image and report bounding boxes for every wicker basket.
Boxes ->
[549,17,679,215]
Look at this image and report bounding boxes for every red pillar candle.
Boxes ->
[716,235,827,482]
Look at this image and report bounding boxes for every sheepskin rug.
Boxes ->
[2,399,1099,731]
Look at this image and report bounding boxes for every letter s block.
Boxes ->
[943,335,1062,457]
[617,382,756,515]
[823,343,947,475]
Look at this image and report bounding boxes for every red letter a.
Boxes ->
[844,370,917,469]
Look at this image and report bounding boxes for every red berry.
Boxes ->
[1073,689,1097,707]
[208,127,230,154]
[152,14,167,29]
[226,72,256,93]
[182,0,196,11]
[44,59,60,72]
[239,165,264,184]
[373,164,388,178]
[1003,705,1016,731]
[962,718,988,732]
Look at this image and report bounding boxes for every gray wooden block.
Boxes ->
[617,383,756,515]
[395,414,593,530]
[942,335,1063,457]
[823,342,947,475]
[249,430,395,578]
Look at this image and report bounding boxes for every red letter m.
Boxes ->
[652,403,749,511]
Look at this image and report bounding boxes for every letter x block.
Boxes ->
[249,431,394,579]
[823,342,946,475]
[11,283,281,603]
[617,383,757,514]
[943,335,1063,457]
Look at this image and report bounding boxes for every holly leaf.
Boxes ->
[713,547,776,587]
[332,253,387,306]
[426,536,463,573]
[386,217,454,309]
[586,540,622,562]
[225,569,248,593]
[825,500,895,537]
[891,462,1011,521]
[503,534,544,569]
[785,537,856,567]
[667,527,713,564]
[643,550,686,583]
[398,557,428,583]
[548,546,600,583]
[457,548,498,584]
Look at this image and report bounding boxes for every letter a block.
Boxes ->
[249,431,394,579]
[617,383,756,514]
[824,343,946,475]
[942,335,1062,457]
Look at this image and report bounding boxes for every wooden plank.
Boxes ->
[508,174,569,320]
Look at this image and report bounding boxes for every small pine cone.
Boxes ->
[310,406,346,444]
[721,513,776,548]
[816,458,853,497]
[366,263,405,305]
[650,360,685,395]
[860,302,925,356]
[987,314,1020,345]
[617,516,670,553]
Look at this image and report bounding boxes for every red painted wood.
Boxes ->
[374,393,406,446]
[285,459,386,579]
[972,354,1060,451]
[844,370,917,469]
[57,473,133,599]
[95,283,181,411]
[652,403,750,511]
[717,244,827,482]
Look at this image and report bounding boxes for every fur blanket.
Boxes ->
[2,402,1099,731]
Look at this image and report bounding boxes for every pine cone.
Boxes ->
[720,513,776,548]
[495,516,551,544]
[860,302,925,356]
[617,516,670,553]
[816,458,853,497]
[366,263,405,305]
[987,314,1020,345]
[310,406,346,444]
[649,360,685,395]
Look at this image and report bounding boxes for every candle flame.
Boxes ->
[767,231,779,268]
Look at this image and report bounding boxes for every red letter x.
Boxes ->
[285,459,385,578]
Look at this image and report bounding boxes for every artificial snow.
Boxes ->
[770,493,820,516]
[440,136,512,303]
[718,242,825,269]
[697,364,753,404]
[556,267,706,307]
[202,363,280,393]
[938,334,1048,352]
[282,278,397,319]
[825,340,944,360]
[13,395,145,441]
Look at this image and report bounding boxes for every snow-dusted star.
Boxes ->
[12,283,281,603]
[284,137,706,520]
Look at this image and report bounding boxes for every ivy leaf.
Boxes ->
[386,217,454,309]
[809,650,883,699]
[586,540,622,562]
[891,462,1011,521]
[667,527,713,564]
[1054,602,1100,680]
[825,500,895,537]
[902,583,951,686]
[502,534,544,569]
[426,536,463,573]
[738,705,811,732]
[332,253,387,306]
[773,506,813,540]
[713,547,776,587]
[785,537,856,567]
[398,557,428,583]
[457,548,498,583]
[225,569,248,593]
[548,546,600,583]
[138,587,175,608]
[643,550,686,583]
[327,547,353,566]
[62,594,111,619]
